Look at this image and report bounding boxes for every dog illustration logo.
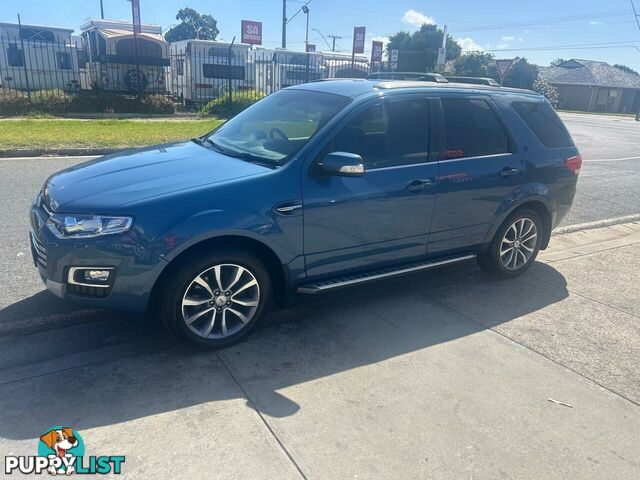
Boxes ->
[38,427,84,475]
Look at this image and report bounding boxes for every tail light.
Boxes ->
[565,154,582,176]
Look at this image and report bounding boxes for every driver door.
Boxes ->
[302,96,438,278]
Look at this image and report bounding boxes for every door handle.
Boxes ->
[275,202,302,215]
[500,167,521,177]
[405,179,433,193]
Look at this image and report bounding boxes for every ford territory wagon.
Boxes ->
[30,80,581,348]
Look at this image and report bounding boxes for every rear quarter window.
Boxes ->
[512,101,573,148]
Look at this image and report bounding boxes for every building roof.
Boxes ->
[0,22,73,33]
[540,59,640,89]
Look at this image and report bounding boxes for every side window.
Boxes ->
[7,44,24,67]
[56,52,72,70]
[330,99,429,169]
[512,101,573,148]
[441,97,510,159]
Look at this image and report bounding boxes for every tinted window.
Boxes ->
[203,64,245,80]
[7,45,24,67]
[331,99,429,169]
[56,52,72,70]
[512,101,573,148]
[441,98,510,159]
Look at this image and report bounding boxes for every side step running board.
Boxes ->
[297,254,476,294]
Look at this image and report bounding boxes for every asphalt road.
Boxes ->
[0,112,638,478]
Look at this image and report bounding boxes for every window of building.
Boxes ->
[7,44,24,67]
[330,99,430,169]
[20,28,55,42]
[512,101,573,148]
[176,58,184,76]
[115,38,162,58]
[202,64,245,80]
[441,97,510,159]
[56,52,72,70]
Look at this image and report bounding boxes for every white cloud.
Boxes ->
[456,37,484,52]
[401,9,436,27]
[496,43,511,49]
[501,35,523,42]
[589,20,603,25]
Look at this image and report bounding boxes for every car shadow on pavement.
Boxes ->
[0,261,568,440]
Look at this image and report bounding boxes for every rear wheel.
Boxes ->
[477,209,543,278]
[158,250,271,349]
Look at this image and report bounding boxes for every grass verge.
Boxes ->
[0,118,224,151]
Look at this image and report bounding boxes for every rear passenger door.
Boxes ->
[429,95,524,254]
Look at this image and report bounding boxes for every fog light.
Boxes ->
[85,270,111,282]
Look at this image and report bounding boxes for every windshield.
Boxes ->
[206,89,351,165]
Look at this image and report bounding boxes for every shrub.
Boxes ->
[532,76,559,107]
[0,90,176,115]
[0,91,29,116]
[199,91,265,117]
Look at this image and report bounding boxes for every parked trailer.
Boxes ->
[0,22,83,92]
[322,51,369,79]
[169,40,250,103]
[248,49,324,94]
[80,19,169,94]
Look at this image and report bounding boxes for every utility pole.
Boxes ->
[100,0,104,19]
[281,0,287,48]
[328,34,342,51]
[302,5,309,51]
[631,0,640,120]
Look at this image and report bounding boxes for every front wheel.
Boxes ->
[477,209,543,278]
[157,250,271,349]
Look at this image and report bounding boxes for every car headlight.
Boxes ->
[46,214,133,239]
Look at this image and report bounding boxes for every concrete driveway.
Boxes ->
[1,223,639,479]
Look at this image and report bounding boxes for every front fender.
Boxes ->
[483,183,556,246]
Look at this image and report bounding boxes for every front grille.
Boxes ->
[30,231,47,268]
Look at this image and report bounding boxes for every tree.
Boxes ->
[387,24,461,72]
[165,8,219,42]
[613,64,639,76]
[532,76,558,106]
[503,58,538,89]
[453,52,497,79]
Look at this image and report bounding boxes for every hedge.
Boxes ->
[199,91,265,118]
[0,90,176,115]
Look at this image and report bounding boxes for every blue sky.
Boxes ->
[2,0,640,70]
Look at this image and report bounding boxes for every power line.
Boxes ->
[632,0,640,34]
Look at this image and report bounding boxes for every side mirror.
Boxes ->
[320,152,365,177]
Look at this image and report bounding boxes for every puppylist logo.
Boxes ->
[4,426,125,475]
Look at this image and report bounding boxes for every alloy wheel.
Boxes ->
[499,218,538,271]
[181,264,260,339]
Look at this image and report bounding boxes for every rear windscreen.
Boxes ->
[512,101,573,148]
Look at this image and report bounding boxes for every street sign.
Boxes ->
[306,43,316,52]
[390,49,398,62]
[352,26,366,54]
[496,58,516,83]
[371,40,383,63]
[241,20,262,45]
[130,0,141,34]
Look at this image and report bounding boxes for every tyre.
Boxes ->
[477,209,543,278]
[157,250,271,349]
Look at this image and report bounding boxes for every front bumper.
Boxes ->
[29,197,167,314]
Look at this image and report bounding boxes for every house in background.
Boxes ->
[540,59,640,114]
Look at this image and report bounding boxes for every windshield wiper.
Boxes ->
[201,138,279,168]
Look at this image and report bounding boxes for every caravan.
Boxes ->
[80,19,169,93]
[168,40,250,103]
[322,51,369,79]
[248,49,323,94]
[0,22,83,92]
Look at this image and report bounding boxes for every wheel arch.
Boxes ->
[485,197,554,251]
[149,235,289,310]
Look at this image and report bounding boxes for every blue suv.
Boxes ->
[30,80,580,348]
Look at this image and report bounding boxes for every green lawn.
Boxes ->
[0,119,224,151]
